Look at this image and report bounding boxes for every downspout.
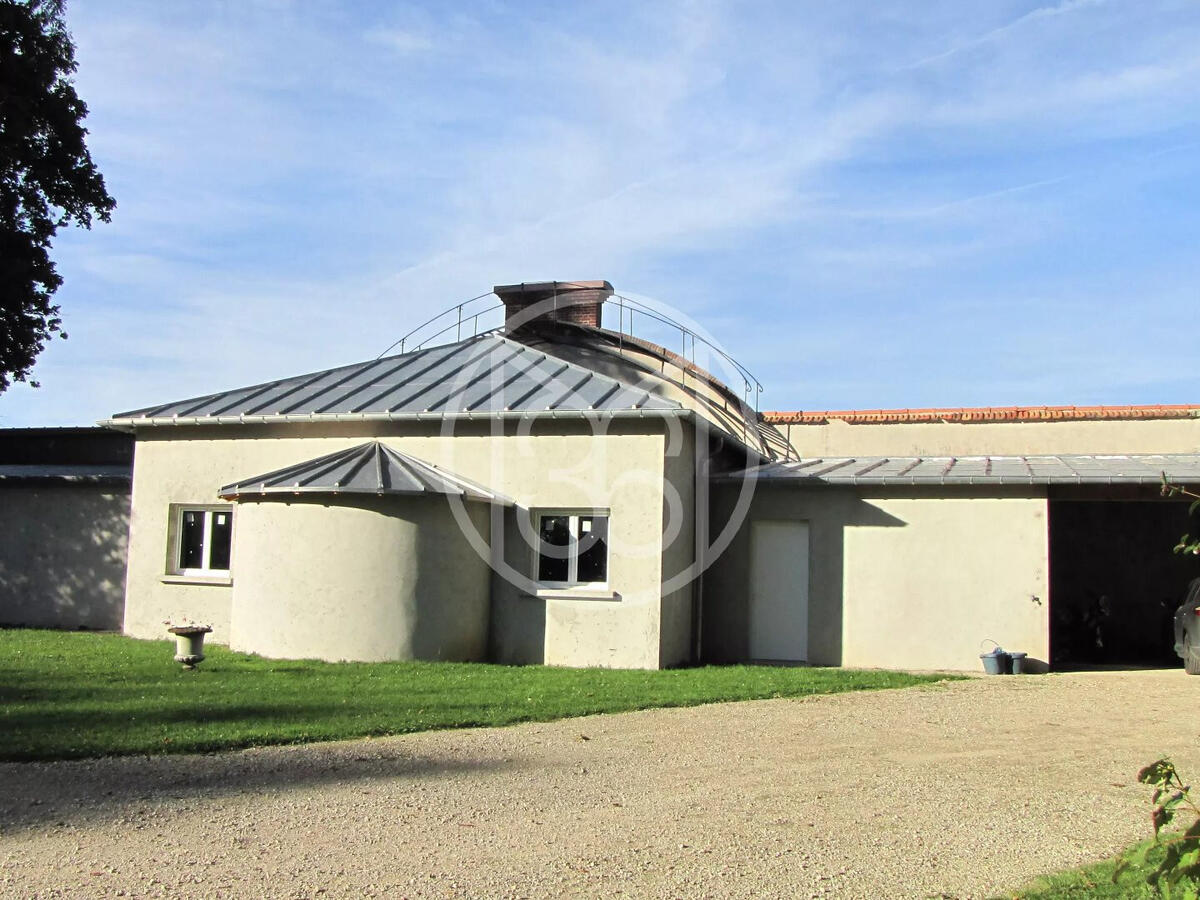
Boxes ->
[692,431,722,663]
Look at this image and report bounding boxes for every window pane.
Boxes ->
[179,510,205,570]
[576,516,608,583]
[537,515,570,582]
[209,510,232,571]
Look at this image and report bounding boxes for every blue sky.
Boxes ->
[3,0,1199,426]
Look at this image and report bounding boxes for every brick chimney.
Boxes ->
[494,280,613,332]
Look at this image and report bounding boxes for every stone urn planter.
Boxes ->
[167,624,213,669]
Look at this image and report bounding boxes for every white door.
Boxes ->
[749,520,809,662]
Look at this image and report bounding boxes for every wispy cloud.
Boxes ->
[1,0,1198,425]
[364,27,434,56]
[899,0,1110,72]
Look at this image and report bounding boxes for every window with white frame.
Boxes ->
[171,506,233,576]
[535,511,609,587]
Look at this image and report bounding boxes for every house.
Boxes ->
[9,279,1199,671]
[101,281,776,669]
[703,406,1200,671]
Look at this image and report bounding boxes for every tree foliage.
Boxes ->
[1122,759,1200,896]
[0,0,113,391]
[1161,476,1200,557]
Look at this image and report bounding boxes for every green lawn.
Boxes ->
[1003,841,1199,899]
[0,628,955,762]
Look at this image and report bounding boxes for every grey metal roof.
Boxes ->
[723,454,1200,486]
[218,441,510,503]
[105,333,681,427]
[0,464,132,484]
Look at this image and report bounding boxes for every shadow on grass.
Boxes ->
[1,701,360,731]
[0,739,525,832]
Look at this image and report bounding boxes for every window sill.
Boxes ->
[533,588,619,601]
[160,574,233,587]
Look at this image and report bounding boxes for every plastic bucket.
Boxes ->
[980,650,1010,675]
[1009,651,1028,674]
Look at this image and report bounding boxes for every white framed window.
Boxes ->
[170,506,233,576]
[535,511,609,587]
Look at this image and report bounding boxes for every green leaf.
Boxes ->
[1155,806,1177,835]
[1142,760,1178,786]
[1162,842,1184,878]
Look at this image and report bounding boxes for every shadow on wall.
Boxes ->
[0,485,130,631]
[702,486,906,666]
[488,505,547,665]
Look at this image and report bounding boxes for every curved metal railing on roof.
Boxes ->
[375,289,765,411]
[610,293,763,412]
[375,293,506,359]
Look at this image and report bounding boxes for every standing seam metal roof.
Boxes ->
[722,455,1200,485]
[106,333,680,425]
[217,441,509,503]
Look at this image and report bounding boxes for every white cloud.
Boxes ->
[899,0,1110,72]
[364,27,434,55]
[2,0,1199,425]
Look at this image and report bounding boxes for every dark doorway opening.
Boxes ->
[1050,495,1199,669]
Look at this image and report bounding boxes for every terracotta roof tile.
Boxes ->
[762,405,1200,425]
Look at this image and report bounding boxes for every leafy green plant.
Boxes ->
[1161,476,1200,557]
[1117,759,1200,897]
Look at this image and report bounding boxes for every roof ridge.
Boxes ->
[489,333,675,410]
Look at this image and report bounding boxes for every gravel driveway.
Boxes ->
[1,669,1197,899]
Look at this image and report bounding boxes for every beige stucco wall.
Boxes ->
[0,483,129,630]
[229,497,490,662]
[658,417,697,667]
[703,484,1049,672]
[703,484,857,667]
[840,489,1049,671]
[122,419,680,668]
[781,417,1200,458]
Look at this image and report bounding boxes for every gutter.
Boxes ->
[217,485,509,503]
[0,473,132,485]
[98,407,694,433]
[99,406,774,463]
[711,473,1200,487]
